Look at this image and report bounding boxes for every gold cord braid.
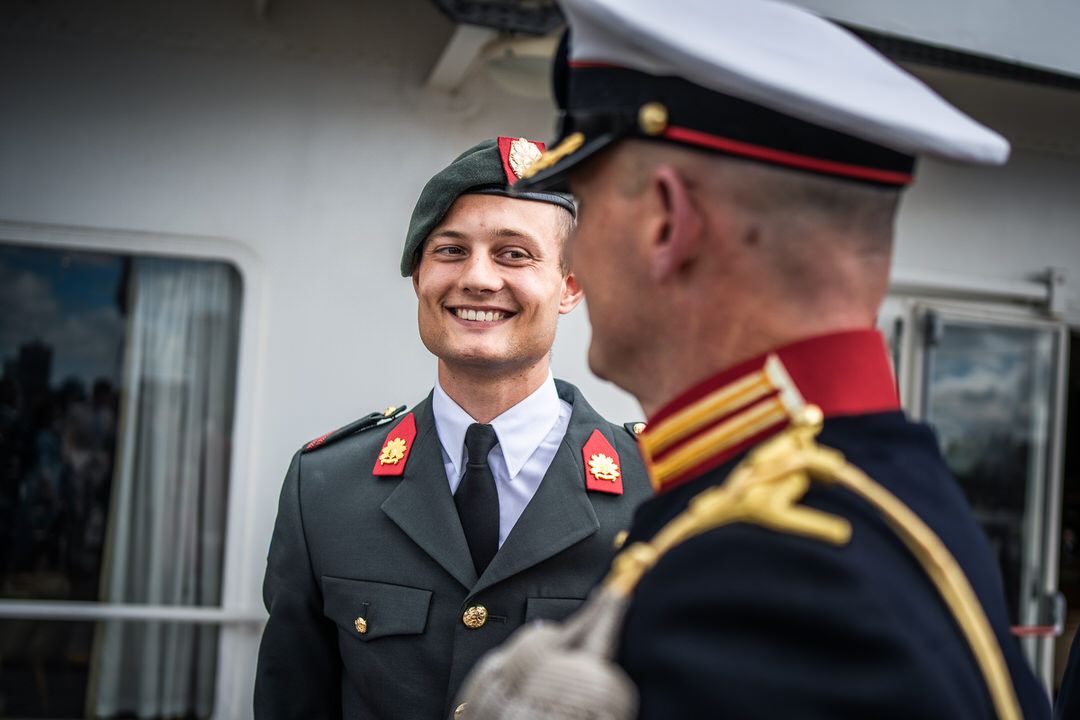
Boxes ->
[601,407,1022,720]
[826,458,1022,720]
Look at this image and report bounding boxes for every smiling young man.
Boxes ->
[254,137,651,720]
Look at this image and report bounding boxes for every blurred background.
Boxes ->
[1,0,1079,717]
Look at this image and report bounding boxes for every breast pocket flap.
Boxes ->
[322,576,432,641]
[524,596,584,623]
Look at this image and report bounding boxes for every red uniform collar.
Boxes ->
[639,329,900,494]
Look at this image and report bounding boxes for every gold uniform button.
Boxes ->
[454,702,467,719]
[632,422,646,436]
[462,605,488,629]
[613,530,629,549]
[354,616,367,634]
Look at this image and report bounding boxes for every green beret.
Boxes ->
[400,137,576,277]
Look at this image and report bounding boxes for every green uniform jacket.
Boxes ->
[254,380,651,719]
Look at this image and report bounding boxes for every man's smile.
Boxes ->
[449,306,514,323]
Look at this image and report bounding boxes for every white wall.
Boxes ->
[793,0,1080,77]
[894,65,1080,319]
[2,2,1079,716]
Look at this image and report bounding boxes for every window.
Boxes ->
[922,317,1061,627]
[0,242,242,718]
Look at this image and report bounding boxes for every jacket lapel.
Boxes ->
[473,381,602,594]
[380,396,478,589]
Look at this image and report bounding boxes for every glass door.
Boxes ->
[900,303,1068,689]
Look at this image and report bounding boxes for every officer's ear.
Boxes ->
[558,271,584,314]
[649,165,702,282]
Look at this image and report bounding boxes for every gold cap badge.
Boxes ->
[508,137,543,179]
[379,437,408,465]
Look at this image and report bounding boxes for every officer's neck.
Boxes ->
[436,358,551,425]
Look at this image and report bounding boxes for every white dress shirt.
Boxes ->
[432,373,573,547]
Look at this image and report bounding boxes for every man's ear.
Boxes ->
[558,271,585,314]
[650,165,702,282]
[412,264,421,296]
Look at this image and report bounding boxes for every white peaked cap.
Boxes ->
[573,0,1009,163]
[519,0,1010,191]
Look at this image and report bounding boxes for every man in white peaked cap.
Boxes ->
[455,1,1052,718]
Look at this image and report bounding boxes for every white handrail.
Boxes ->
[0,599,265,624]
[890,265,1050,305]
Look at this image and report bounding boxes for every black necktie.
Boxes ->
[455,423,500,576]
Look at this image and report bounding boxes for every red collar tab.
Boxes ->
[640,330,899,494]
[498,137,546,185]
[582,429,624,495]
[372,413,417,477]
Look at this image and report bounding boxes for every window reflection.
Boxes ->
[0,246,125,603]
[926,320,1056,624]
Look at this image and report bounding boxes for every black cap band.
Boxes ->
[517,64,917,193]
[470,186,576,216]
[580,67,914,183]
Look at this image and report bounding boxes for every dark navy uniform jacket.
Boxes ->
[618,330,1051,719]
[1055,632,1080,718]
[254,380,651,719]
